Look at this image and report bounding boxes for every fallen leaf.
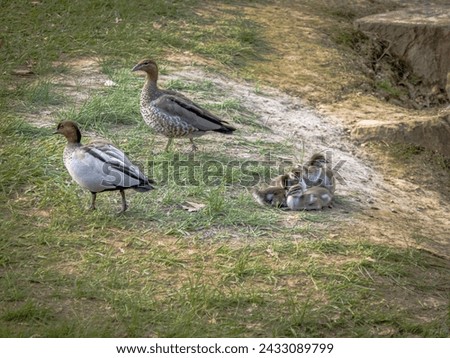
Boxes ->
[180,201,205,212]
[104,79,117,87]
[11,68,34,76]
[265,247,279,259]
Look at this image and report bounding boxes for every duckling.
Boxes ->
[54,121,155,212]
[270,172,299,189]
[299,153,336,194]
[286,179,333,211]
[252,186,287,208]
[131,59,236,151]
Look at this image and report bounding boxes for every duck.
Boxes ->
[131,59,236,151]
[54,120,155,212]
[252,186,287,208]
[286,178,333,211]
[293,153,336,194]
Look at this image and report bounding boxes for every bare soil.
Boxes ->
[165,65,450,259]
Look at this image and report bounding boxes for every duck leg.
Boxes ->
[189,138,198,152]
[165,138,173,151]
[119,189,128,213]
[89,192,97,210]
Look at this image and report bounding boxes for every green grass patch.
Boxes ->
[0,0,267,79]
[375,79,403,97]
[23,80,67,107]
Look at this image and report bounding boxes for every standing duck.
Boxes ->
[131,59,236,151]
[54,121,155,212]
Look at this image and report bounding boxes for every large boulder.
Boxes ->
[355,6,450,101]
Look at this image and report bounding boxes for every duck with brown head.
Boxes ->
[54,120,155,212]
[132,59,236,152]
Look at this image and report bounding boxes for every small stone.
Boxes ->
[104,79,117,87]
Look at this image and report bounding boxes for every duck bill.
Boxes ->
[131,64,141,72]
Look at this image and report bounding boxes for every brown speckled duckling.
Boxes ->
[132,59,236,151]
[252,186,287,208]
[270,172,299,190]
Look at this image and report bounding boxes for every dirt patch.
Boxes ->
[160,64,449,257]
[52,57,108,100]
[20,57,110,129]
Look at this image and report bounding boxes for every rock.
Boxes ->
[355,6,450,100]
[351,113,450,158]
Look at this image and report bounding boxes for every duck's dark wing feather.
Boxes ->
[83,143,156,188]
[153,94,236,133]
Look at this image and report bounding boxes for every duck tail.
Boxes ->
[134,178,156,192]
[214,122,236,134]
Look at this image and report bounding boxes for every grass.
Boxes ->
[1,117,448,337]
[0,0,449,338]
[23,81,67,107]
[375,79,403,98]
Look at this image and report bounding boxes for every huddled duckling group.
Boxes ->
[253,153,336,211]
[54,58,336,213]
